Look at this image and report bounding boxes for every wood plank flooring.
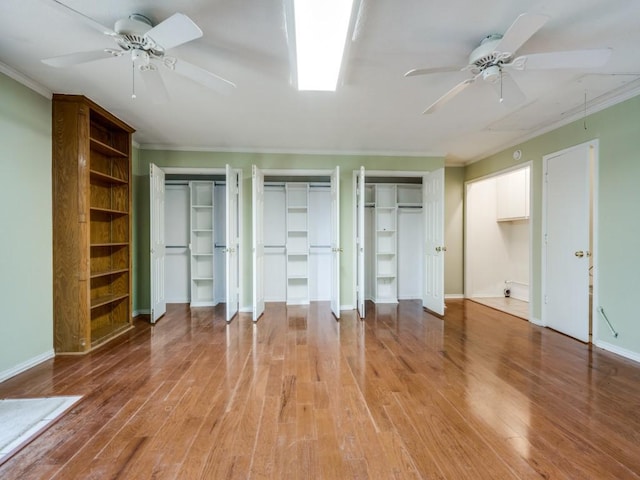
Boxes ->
[1,300,639,479]
[469,297,529,320]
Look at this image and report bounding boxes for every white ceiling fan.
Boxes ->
[43,0,236,102]
[405,13,612,114]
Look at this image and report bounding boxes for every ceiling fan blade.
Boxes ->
[405,66,464,77]
[171,59,236,95]
[495,13,549,55]
[145,13,203,50]
[511,48,612,70]
[49,0,115,36]
[490,71,526,107]
[423,76,477,114]
[140,66,170,104]
[42,49,121,67]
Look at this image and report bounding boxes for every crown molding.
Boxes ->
[0,61,51,99]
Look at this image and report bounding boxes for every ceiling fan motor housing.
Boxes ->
[114,14,162,55]
[469,34,508,73]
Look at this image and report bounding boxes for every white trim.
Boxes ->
[0,61,52,99]
[0,350,55,384]
[445,294,464,299]
[340,304,355,311]
[463,80,640,165]
[261,168,334,176]
[530,316,543,326]
[240,305,253,313]
[162,167,226,175]
[594,341,640,365]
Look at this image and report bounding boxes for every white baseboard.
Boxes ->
[133,309,151,317]
[595,340,640,364]
[529,316,543,326]
[340,305,355,311]
[445,294,464,299]
[240,305,253,313]
[0,349,55,384]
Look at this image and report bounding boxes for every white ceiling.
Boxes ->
[1,0,639,165]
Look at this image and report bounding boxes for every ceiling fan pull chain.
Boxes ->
[131,61,136,99]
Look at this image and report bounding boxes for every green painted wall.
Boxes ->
[466,94,640,358]
[132,151,458,312]
[445,167,464,296]
[0,73,53,377]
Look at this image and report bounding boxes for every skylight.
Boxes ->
[293,0,355,91]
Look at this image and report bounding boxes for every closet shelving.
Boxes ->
[286,183,310,305]
[53,94,135,353]
[374,185,398,303]
[190,181,215,306]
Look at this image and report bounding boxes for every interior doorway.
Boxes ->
[252,167,341,321]
[465,164,532,320]
[354,168,445,318]
[150,165,242,323]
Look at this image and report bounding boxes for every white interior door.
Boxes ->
[543,144,591,342]
[330,166,341,318]
[150,163,166,323]
[226,165,239,322]
[252,165,265,321]
[423,168,445,315]
[357,166,366,318]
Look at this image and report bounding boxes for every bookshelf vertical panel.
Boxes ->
[53,94,134,353]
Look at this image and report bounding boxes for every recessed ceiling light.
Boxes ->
[294,0,355,91]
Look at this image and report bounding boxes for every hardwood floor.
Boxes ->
[469,297,529,320]
[1,300,639,479]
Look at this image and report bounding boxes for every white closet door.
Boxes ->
[357,166,366,318]
[226,165,239,322]
[543,144,591,342]
[330,166,341,319]
[150,163,166,323]
[423,168,445,315]
[252,165,265,321]
[165,185,190,303]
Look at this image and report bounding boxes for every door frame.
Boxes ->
[154,166,244,315]
[541,140,598,340]
[463,161,533,323]
[351,169,441,316]
[253,167,341,315]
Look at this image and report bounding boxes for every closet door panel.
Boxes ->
[264,249,287,301]
[214,184,227,304]
[398,208,423,300]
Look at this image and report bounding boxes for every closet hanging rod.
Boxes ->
[265,245,286,248]
[398,205,423,209]
[214,244,227,249]
[310,245,331,248]
[166,245,188,249]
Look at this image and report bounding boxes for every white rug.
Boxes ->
[0,396,82,464]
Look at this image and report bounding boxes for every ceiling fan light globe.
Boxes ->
[482,65,501,83]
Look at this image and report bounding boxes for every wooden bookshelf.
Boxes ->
[52,94,135,353]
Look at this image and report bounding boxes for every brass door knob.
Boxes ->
[575,251,584,258]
